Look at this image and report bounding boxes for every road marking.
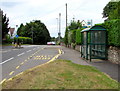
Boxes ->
[0,79,6,85]
[9,71,14,75]
[27,50,31,52]
[20,62,24,65]
[17,52,25,56]
[0,57,14,64]
[8,78,12,81]
[48,58,50,60]
[33,48,36,50]
[16,66,20,69]
[24,60,27,62]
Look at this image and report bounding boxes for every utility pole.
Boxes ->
[56,18,58,33]
[58,13,61,43]
[66,3,67,29]
[0,9,2,45]
[32,26,33,44]
[91,19,93,27]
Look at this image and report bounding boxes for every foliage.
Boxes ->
[103,1,118,18]
[71,30,76,43]
[2,13,9,40]
[96,20,120,47]
[103,19,120,47]
[68,20,82,30]
[17,20,51,44]
[2,34,13,43]
[103,1,120,20]
[75,29,83,45]
[100,1,120,47]
[14,37,32,44]
[64,27,68,46]
[64,20,82,46]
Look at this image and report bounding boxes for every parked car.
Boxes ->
[47,42,56,45]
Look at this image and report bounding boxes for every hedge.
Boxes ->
[104,19,120,47]
[14,37,32,44]
[96,19,120,47]
[75,28,83,45]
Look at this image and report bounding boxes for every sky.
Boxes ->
[1,0,110,37]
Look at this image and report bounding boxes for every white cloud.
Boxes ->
[1,0,110,37]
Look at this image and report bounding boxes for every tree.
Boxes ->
[68,20,82,30]
[17,20,51,44]
[2,12,9,39]
[102,1,119,20]
[64,27,68,46]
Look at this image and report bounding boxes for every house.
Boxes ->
[80,20,88,28]
[9,28,15,37]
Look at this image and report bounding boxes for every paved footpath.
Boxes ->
[59,46,119,81]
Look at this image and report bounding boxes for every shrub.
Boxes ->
[14,37,32,44]
[75,28,83,45]
[96,19,120,47]
[104,19,120,47]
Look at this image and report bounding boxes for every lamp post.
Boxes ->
[58,13,61,44]
[56,18,58,39]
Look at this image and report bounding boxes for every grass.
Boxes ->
[2,59,119,89]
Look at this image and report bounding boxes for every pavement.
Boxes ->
[59,46,119,81]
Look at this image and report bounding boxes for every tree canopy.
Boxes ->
[17,20,51,44]
[103,1,120,20]
[2,12,9,39]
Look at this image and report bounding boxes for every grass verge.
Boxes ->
[2,59,119,89]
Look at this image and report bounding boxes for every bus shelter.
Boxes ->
[81,25,107,61]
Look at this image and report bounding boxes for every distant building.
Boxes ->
[81,20,88,28]
[9,28,15,38]
[81,20,92,28]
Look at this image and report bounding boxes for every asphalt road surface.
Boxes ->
[0,45,62,83]
[0,45,118,85]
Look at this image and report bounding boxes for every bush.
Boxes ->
[75,28,83,45]
[2,34,13,43]
[96,19,120,47]
[14,37,32,44]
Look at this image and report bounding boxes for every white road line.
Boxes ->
[17,52,25,56]
[0,57,14,64]
[33,48,36,50]
[27,50,32,52]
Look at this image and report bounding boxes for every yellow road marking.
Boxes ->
[48,58,50,60]
[58,49,62,54]
[8,78,12,81]
[21,62,24,65]
[0,79,6,85]
[42,58,45,60]
[9,71,14,75]
[25,60,27,62]
[44,57,47,59]
[16,66,20,69]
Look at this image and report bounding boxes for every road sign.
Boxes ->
[15,35,19,38]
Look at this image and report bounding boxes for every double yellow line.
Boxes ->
[0,48,63,85]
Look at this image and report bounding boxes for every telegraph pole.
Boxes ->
[56,18,58,33]
[66,3,67,29]
[58,13,61,43]
[32,26,33,44]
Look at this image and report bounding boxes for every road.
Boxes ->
[0,45,118,85]
[0,45,62,84]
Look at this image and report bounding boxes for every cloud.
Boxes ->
[1,0,110,37]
